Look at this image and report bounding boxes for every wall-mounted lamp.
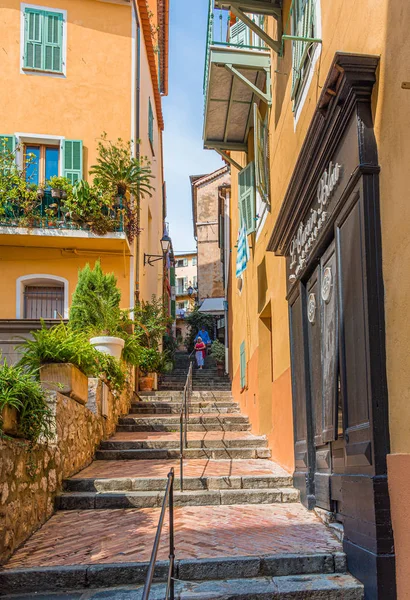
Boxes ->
[144,233,172,267]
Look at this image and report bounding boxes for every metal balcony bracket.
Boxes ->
[224,63,272,106]
[226,3,282,55]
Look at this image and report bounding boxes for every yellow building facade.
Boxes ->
[0,0,169,330]
[203,0,410,597]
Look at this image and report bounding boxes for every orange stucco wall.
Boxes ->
[0,0,166,314]
[232,347,294,474]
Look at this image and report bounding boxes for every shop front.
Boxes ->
[269,53,395,599]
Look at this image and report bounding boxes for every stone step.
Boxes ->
[94,446,271,460]
[0,575,364,600]
[140,391,233,398]
[63,473,294,492]
[118,414,249,426]
[0,553,355,596]
[100,435,268,450]
[137,396,234,403]
[116,423,252,432]
[129,402,240,414]
[56,487,300,510]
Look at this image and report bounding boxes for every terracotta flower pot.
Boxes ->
[216,361,225,376]
[139,376,154,392]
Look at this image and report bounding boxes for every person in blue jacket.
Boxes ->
[195,326,211,347]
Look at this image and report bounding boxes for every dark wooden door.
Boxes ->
[304,241,343,512]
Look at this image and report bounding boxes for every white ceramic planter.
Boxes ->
[90,336,124,359]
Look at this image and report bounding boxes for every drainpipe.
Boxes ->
[132,0,141,305]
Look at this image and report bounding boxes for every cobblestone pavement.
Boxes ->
[5,504,341,569]
[71,459,290,480]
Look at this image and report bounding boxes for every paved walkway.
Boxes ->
[5,504,341,569]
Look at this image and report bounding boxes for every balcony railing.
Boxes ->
[204,0,267,94]
[0,190,125,233]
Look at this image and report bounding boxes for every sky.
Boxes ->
[162,1,223,253]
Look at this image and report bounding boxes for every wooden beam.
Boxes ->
[230,5,281,54]
[224,63,271,105]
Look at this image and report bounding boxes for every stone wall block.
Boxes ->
[0,375,132,564]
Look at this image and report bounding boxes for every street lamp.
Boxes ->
[144,233,172,267]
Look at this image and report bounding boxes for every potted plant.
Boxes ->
[0,359,53,441]
[18,322,99,405]
[18,321,127,399]
[210,340,226,376]
[138,347,161,391]
[37,184,45,199]
[70,261,125,359]
[90,133,154,199]
[47,176,71,200]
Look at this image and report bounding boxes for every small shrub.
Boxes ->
[210,340,225,363]
[138,347,162,376]
[70,261,122,336]
[96,353,127,394]
[0,360,54,442]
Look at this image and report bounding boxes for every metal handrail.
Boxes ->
[142,469,175,600]
[179,361,193,492]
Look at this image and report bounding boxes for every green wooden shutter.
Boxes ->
[0,135,15,156]
[240,341,246,389]
[44,12,63,72]
[229,20,250,46]
[24,9,43,70]
[148,99,154,145]
[291,0,315,102]
[63,140,83,183]
[254,103,270,206]
[238,162,255,235]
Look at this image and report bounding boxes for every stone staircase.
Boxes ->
[0,388,363,599]
[159,353,231,391]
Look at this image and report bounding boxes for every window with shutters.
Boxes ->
[238,161,256,235]
[240,341,246,389]
[253,103,270,232]
[291,0,321,116]
[148,98,154,152]
[22,6,66,75]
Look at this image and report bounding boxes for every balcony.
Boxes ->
[0,191,130,253]
[203,1,277,158]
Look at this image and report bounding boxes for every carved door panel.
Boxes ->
[289,285,314,508]
[305,242,340,511]
[335,196,373,475]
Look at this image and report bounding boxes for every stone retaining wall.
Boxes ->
[0,372,133,564]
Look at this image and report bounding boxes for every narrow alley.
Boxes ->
[0,355,362,598]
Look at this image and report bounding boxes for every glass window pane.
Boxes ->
[45,147,59,181]
[25,146,40,185]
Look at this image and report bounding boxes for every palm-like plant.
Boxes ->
[90,133,154,198]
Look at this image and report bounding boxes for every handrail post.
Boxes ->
[167,473,175,600]
[180,412,184,492]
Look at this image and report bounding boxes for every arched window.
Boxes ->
[16,275,69,319]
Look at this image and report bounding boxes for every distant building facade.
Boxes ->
[190,167,230,303]
[174,251,197,348]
